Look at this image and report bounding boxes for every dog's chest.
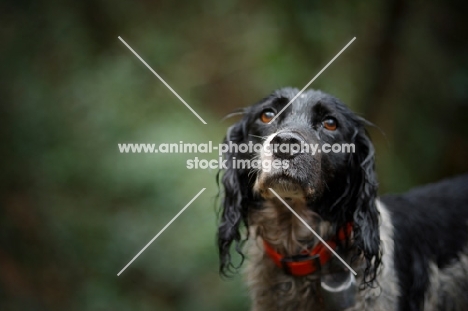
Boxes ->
[245,240,364,311]
[244,201,399,311]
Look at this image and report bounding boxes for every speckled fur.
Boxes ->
[244,200,398,311]
[423,244,468,310]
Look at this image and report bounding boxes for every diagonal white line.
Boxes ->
[118,36,207,125]
[268,188,357,275]
[117,188,206,276]
[269,37,356,124]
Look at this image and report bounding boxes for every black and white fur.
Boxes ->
[217,87,468,311]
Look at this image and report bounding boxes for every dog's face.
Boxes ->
[246,89,361,206]
[218,88,380,283]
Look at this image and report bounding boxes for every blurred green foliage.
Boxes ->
[1,0,468,310]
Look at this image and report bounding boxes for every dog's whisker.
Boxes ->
[248,134,269,140]
[220,109,245,122]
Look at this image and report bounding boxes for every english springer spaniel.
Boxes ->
[217,87,468,311]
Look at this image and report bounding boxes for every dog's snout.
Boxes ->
[270,132,304,159]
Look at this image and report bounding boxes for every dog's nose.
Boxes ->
[270,132,303,159]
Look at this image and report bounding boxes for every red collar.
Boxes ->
[262,223,353,276]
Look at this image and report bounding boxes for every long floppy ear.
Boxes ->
[351,125,381,285]
[217,118,252,276]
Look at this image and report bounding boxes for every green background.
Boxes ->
[1,1,468,310]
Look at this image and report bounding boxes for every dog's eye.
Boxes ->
[260,109,276,123]
[322,118,337,131]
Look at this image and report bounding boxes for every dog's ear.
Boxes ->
[217,117,251,276]
[351,125,381,285]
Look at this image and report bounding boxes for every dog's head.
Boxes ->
[217,88,380,284]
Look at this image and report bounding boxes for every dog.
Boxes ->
[217,87,468,311]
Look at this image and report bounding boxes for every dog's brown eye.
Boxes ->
[260,109,276,123]
[322,118,337,131]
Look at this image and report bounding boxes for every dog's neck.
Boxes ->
[249,196,334,256]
